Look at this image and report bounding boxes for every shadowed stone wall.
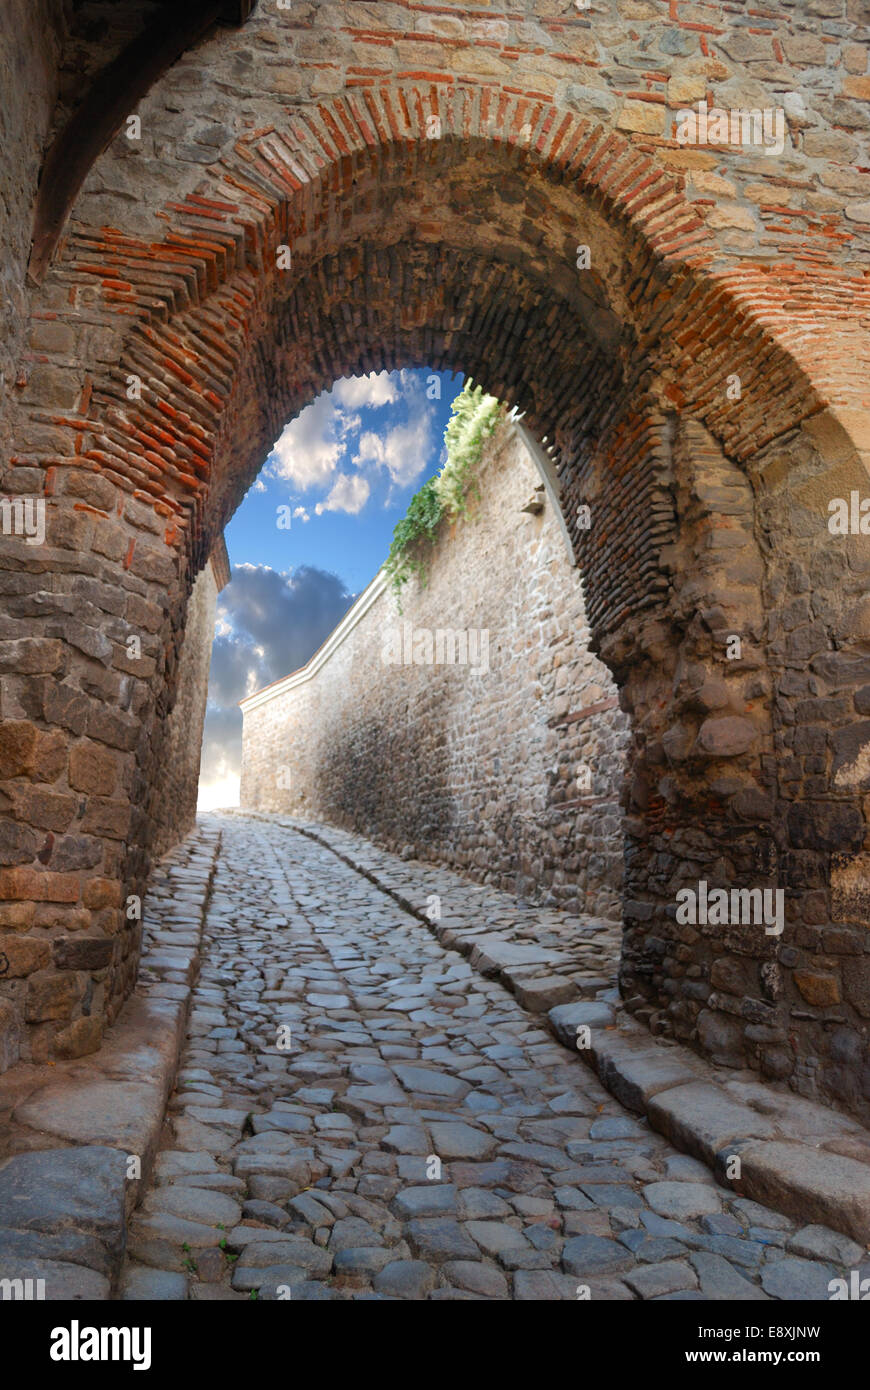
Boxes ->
[0,537,225,1072]
[152,539,230,860]
[241,420,629,919]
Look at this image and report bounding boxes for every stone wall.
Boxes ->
[151,540,229,860]
[0,0,63,458]
[241,420,630,919]
[0,535,225,1073]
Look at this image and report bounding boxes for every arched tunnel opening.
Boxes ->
[1,0,870,1317]
[180,367,628,936]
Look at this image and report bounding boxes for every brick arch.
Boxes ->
[6,81,870,1117]
[48,93,860,578]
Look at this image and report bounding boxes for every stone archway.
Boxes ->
[2,6,870,1119]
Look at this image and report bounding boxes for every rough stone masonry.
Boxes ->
[0,2,868,1127]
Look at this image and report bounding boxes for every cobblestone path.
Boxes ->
[120,816,864,1301]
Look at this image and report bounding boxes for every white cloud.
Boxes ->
[339,412,361,436]
[354,407,434,488]
[315,473,371,515]
[269,392,343,490]
[265,369,437,513]
[293,506,310,522]
[332,371,400,409]
[252,478,266,493]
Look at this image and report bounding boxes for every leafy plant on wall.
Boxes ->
[385,382,502,601]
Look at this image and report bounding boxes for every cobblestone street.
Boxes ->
[119,816,865,1302]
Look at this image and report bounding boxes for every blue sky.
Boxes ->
[226,367,464,591]
[198,367,466,808]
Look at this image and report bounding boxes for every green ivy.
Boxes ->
[383,477,443,595]
[384,382,501,600]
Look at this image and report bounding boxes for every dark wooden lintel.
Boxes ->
[548,696,620,730]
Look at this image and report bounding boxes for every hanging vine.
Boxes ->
[384,381,502,599]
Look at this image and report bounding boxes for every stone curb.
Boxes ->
[0,824,221,1299]
[548,1004,870,1246]
[254,813,870,1249]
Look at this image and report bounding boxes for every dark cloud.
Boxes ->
[216,563,355,691]
[199,564,355,793]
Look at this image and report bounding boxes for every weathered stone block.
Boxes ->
[30,320,75,354]
[0,865,81,903]
[647,1081,777,1164]
[54,1014,103,1058]
[616,99,663,135]
[695,716,757,758]
[831,852,870,923]
[24,969,84,1022]
[0,902,35,929]
[82,878,121,910]
[85,707,139,752]
[0,638,64,675]
[0,999,21,1072]
[0,720,37,778]
[511,973,579,1013]
[736,1141,870,1245]
[69,739,119,795]
[832,722,870,790]
[794,970,840,1007]
[0,820,39,866]
[548,1000,615,1048]
[81,798,132,839]
[0,1146,128,1260]
[45,834,103,872]
[0,933,51,977]
[841,959,870,1021]
[60,469,117,511]
[697,1008,745,1061]
[9,786,77,833]
[787,803,864,853]
[51,935,115,971]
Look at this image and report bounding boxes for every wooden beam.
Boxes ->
[28,0,257,284]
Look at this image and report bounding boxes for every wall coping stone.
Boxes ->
[239,569,390,714]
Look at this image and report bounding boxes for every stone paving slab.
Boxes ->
[0,823,221,1298]
[248,812,870,1251]
[257,812,619,1000]
[114,814,870,1301]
